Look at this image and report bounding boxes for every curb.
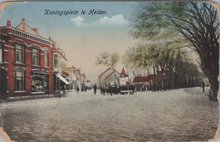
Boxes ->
[7,94,54,101]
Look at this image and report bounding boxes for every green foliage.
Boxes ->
[124,42,197,73]
[96,52,120,67]
[131,2,187,40]
[130,1,219,98]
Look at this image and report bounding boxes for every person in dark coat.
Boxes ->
[93,84,97,95]
[202,81,205,92]
[76,86,79,94]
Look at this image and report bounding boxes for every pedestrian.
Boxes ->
[64,85,66,95]
[93,84,97,95]
[103,87,106,95]
[100,87,103,95]
[202,81,205,92]
[76,86,79,94]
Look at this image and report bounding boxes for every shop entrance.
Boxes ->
[31,73,49,94]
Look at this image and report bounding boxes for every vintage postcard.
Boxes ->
[0,0,219,142]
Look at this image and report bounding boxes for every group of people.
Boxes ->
[93,84,118,95]
[75,84,98,95]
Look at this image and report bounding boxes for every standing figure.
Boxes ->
[202,81,205,92]
[93,84,97,95]
[76,86,79,94]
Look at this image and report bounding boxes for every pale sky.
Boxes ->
[1,1,219,82]
[0,2,139,82]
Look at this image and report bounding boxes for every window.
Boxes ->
[54,54,58,68]
[15,44,25,63]
[0,44,3,63]
[44,49,49,67]
[15,70,25,91]
[32,48,39,66]
[31,74,44,92]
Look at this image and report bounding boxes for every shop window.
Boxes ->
[15,70,25,91]
[31,74,44,92]
[44,49,49,67]
[32,48,40,66]
[15,44,25,63]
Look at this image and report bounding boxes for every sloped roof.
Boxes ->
[99,67,111,79]
[133,75,155,83]
[120,68,127,77]
[105,70,118,80]
[99,67,119,80]
[15,19,40,36]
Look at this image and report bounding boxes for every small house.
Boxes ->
[98,67,120,88]
[133,75,155,91]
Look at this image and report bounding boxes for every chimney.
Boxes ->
[32,28,39,34]
[6,20,11,27]
[21,18,26,31]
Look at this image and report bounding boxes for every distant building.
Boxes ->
[53,47,67,72]
[53,47,70,94]
[74,68,81,91]
[64,67,87,92]
[62,66,77,90]
[119,68,129,86]
[133,75,155,91]
[0,18,54,98]
[98,67,120,88]
[80,73,87,91]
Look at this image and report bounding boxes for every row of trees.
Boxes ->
[124,42,203,90]
[129,1,219,100]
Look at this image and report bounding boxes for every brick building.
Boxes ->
[0,18,54,98]
[53,47,70,94]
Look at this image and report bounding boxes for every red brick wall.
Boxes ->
[25,47,32,95]
[0,24,54,96]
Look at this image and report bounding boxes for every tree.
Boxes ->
[131,1,219,100]
[170,2,219,100]
[96,52,120,68]
[124,42,202,90]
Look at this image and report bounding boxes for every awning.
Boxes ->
[56,74,70,85]
[32,70,49,75]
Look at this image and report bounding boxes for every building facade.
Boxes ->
[133,75,155,91]
[98,67,120,88]
[53,47,71,94]
[119,68,129,86]
[0,19,54,98]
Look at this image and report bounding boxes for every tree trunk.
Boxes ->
[208,75,219,101]
[200,50,219,101]
[210,2,220,141]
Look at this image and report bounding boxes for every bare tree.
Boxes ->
[96,52,120,68]
[131,1,219,100]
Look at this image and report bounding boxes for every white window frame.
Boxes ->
[32,48,40,66]
[15,69,25,91]
[15,44,25,64]
[44,49,49,67]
